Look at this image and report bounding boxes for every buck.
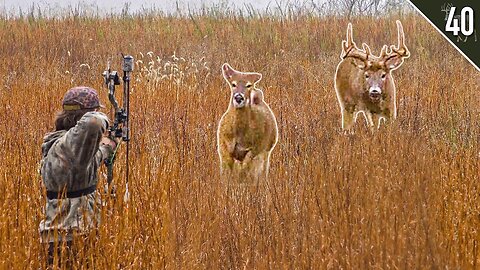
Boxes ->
[334,20,410,131]
[217,63,278,185]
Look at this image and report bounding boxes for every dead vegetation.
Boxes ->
[0,11,478,269]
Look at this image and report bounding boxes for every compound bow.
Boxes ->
[102,55,133,201]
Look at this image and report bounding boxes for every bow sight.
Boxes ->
[102,55,134,200]
[102,57,132,141]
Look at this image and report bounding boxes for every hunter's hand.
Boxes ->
[101,136,118,150]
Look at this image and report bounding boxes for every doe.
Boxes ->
[217,63,278,185]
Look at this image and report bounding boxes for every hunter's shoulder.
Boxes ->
[81,111,109,122]
[43,130,67,142]
[41,130,67,156]
[77,111,110,131]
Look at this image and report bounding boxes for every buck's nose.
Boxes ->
[234,93,245,104]
[369,86,381,95]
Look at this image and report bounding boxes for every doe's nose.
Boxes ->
[234,93,245,104]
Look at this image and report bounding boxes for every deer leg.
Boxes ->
[364,111,373,126]
[219,139,236,183]
[377,114,389,129]
[220,155,234,181]
[259,152,273,207]
[254,152,269,181]
[377,117,386,129]
[369,112,385,132]
[239,152,266,186]
[377,108,394,129]
[244,154,260,186]
[341,107,355,132]
[256,152,273,199]
[363,111,376,132]
[369,113,378,130]
[263,152,272,180]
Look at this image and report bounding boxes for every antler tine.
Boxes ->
[393,20,410,57]
[342,40,348,55]
[346,23,354,47]
[380,45,388,58]
[362,43,371,56]
[341,23,355,58]
[396,21,405,49]
[341,23,369,62]
[381,20,410,63]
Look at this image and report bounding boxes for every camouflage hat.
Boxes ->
[62,86,105,111]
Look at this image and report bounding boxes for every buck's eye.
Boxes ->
[381,73,386,79]
[231,82,237,87]
[365,74,370,79]
[246,83,252,88]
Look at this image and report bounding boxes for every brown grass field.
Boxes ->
[0,9,479,269]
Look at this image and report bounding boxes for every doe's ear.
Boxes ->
[248,72,262,85]
[222,63,236,82]
[250,89,264,105]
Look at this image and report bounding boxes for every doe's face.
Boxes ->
[222,63,262,109]
[230,79,254,108]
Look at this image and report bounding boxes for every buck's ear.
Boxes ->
[384,56,405,71]
[222,63,235,82]
[351,58,367,70]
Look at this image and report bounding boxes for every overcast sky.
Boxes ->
[0,0,285,14]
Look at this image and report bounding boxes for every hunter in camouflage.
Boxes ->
[39,86,116,265]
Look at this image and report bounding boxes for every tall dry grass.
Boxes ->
[0,10,478,269]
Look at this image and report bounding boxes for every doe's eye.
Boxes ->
[381,73,386,79]
[365,74,370,79]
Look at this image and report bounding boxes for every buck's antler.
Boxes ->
[381,21,410,67]
[341,23,370,62]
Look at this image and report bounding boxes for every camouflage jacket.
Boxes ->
[39,111,113,243]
